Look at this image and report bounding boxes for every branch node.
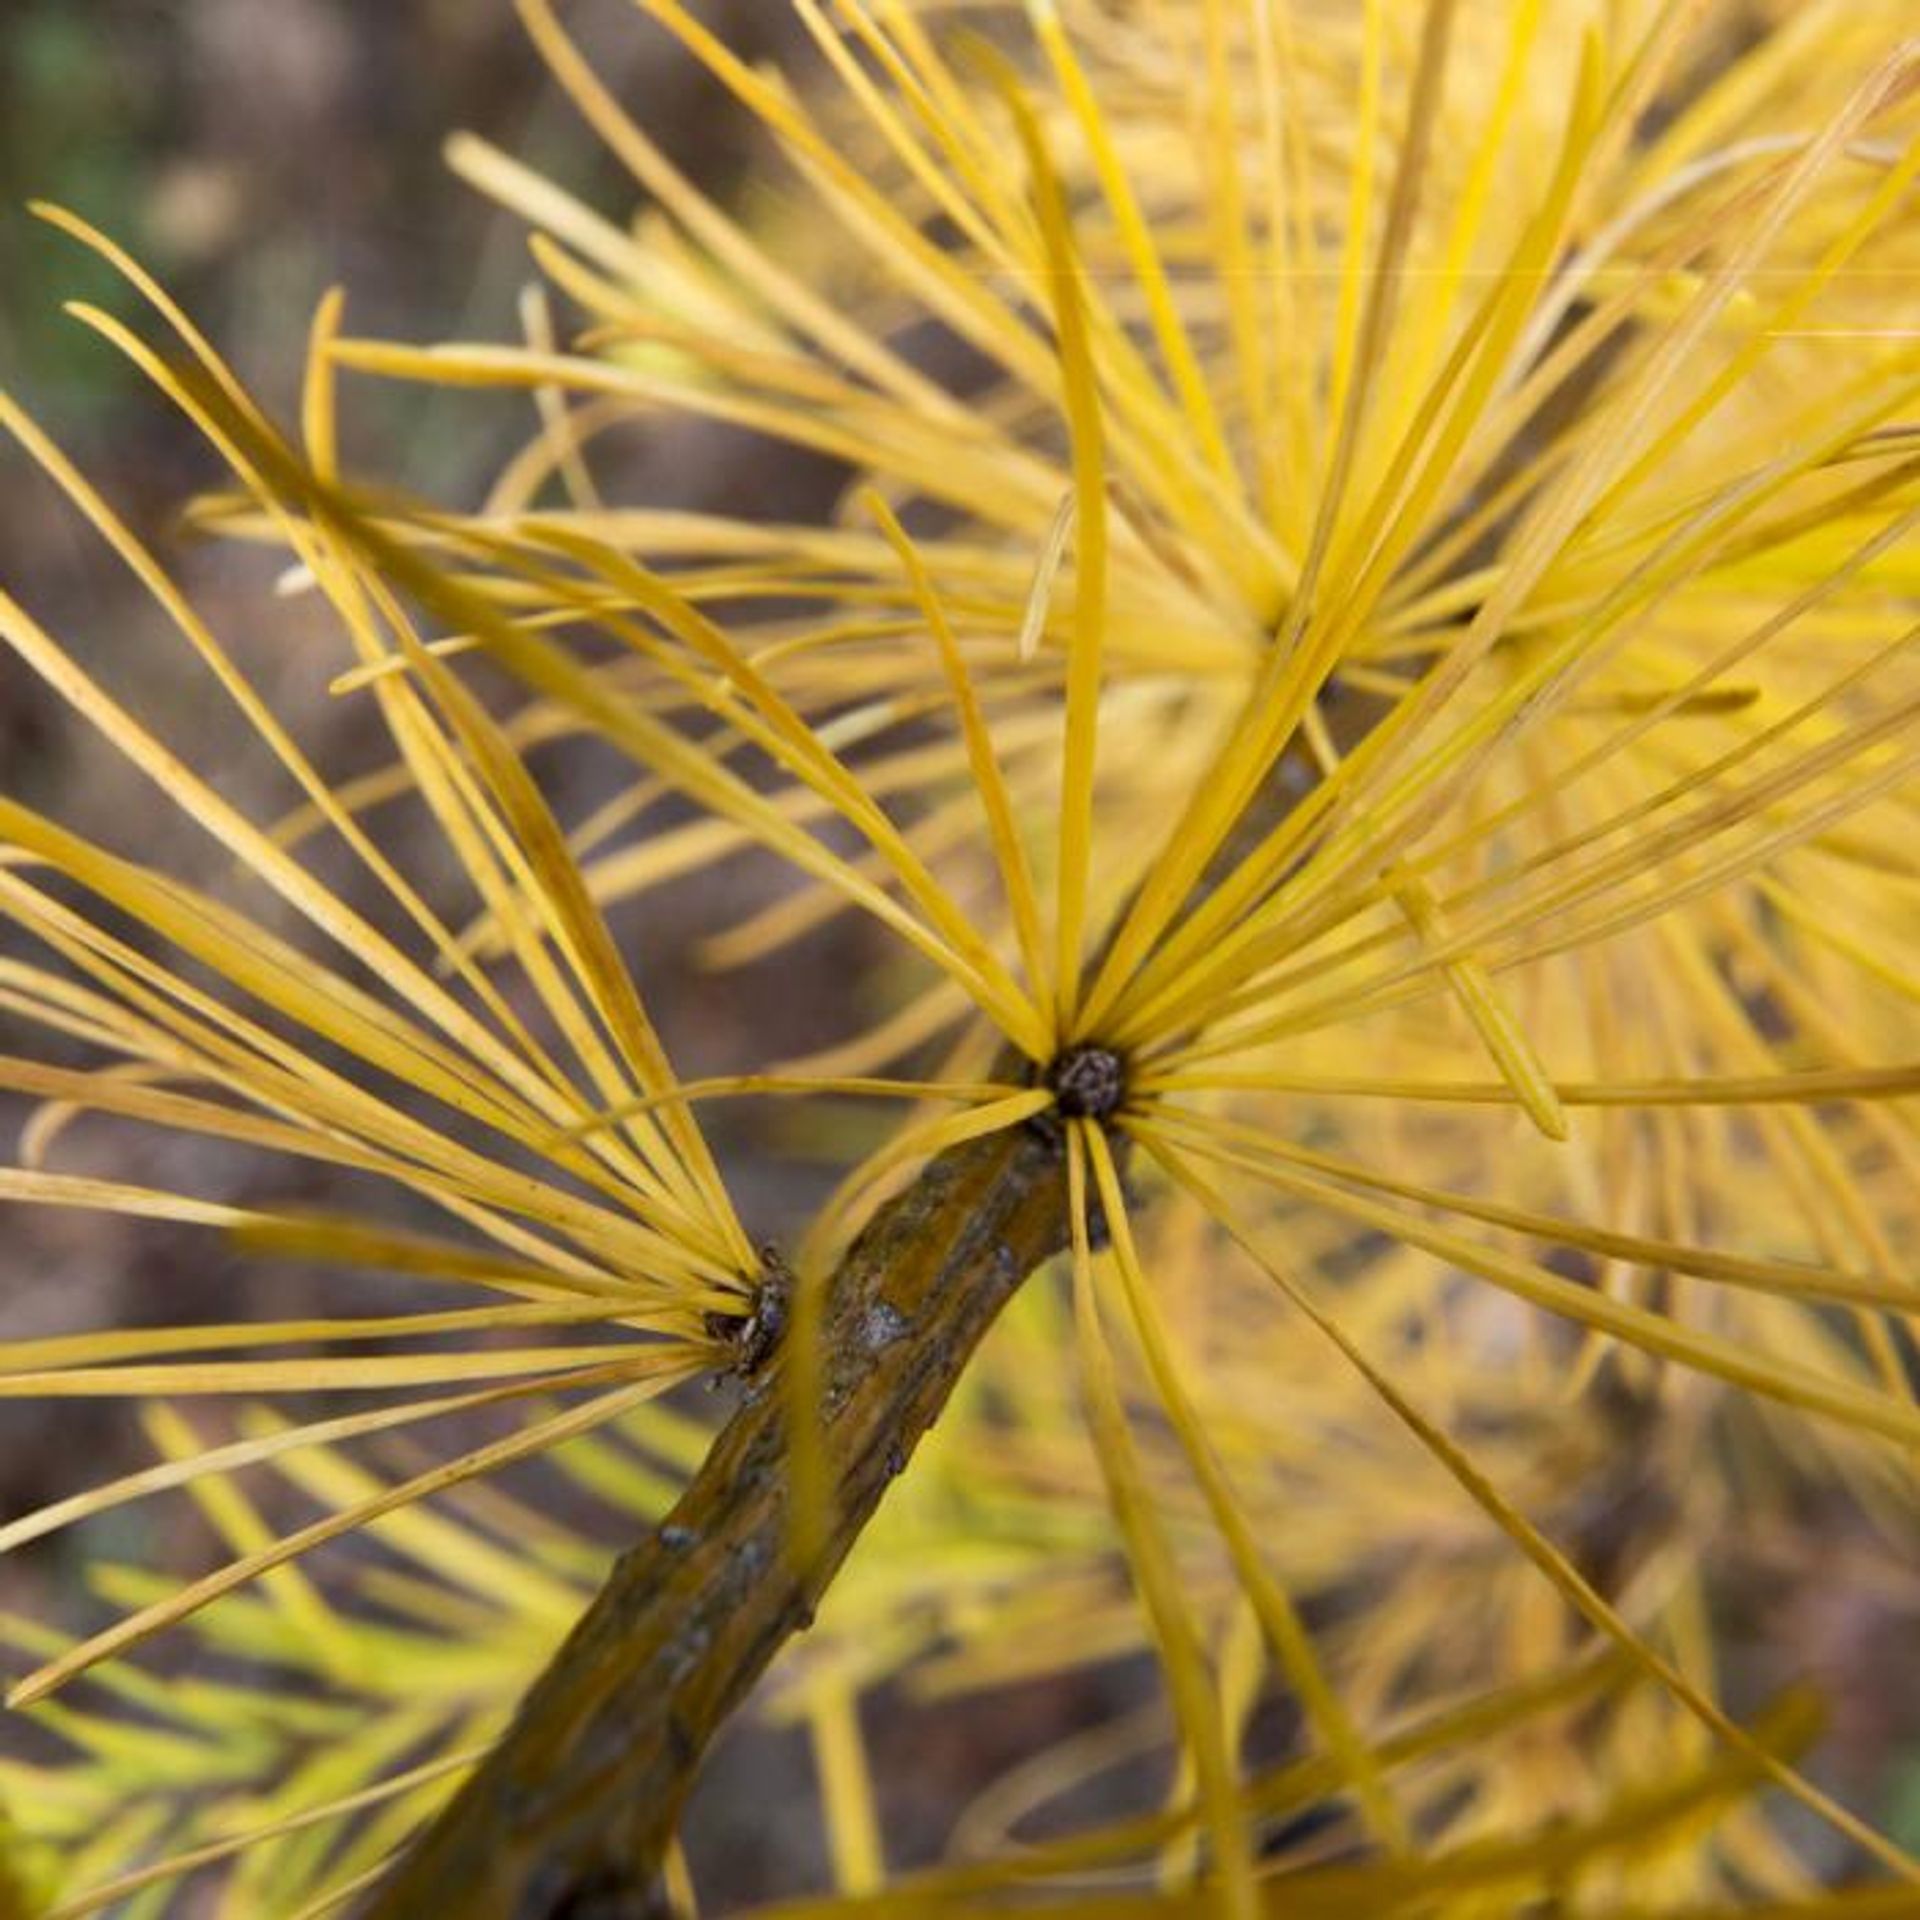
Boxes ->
[702,1244,794,1377]
[1043,1041,1129,1120]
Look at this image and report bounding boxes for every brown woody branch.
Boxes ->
[363,1117,1076,1919]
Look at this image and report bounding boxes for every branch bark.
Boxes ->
[363,1117,1074,1919]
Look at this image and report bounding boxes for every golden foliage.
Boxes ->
[2,0,1917,1912]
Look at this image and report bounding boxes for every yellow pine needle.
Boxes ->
[807,1669,885,1895]
[1371,0,1549,467]
[1138,1063,1920,1112]
[0,782,515,1151]
[289,533,744,1257]
[541,679,1073,953]
[1322,0,1386,457]
[1162,650,1920,1065]
[1065,1127,1257,1920]
[1083,1127,1410,1857]
[1387,492,1920,896]
[867,490,1054,1026]
[2,1057,117,1156]
[324,342,1059,541]
[1593,116,1920,541]
[1192,0,1271,512]
[0,388,490,1049]
[674,740,1038,976]
[808,4,1278,610]
[693,767,1039,977]
[632,1,1264,600]
[455,526,1052,1052]
[302,284,345,481]
[518,279,603,513]
[1296,698,1567,1143]
[1450,735,1920,1003]
[833,0,993,178]
[547,1074,1021,1148]
[0,584,552,1150]
[419,706,741,1244]
[1014,492,1075,668]
[1161,1595,1261,1891]
[1280,63,1920,921]
[940,1708,1179,1883]
[0,1296,675,1381]
[28,202,275,445]
[518,691,1067,967]
[1207,661,1915,1061]
[1561,681,1759,722]
[0,949,710,1289]
[978,54,1110,1035]
[773,1698,1824,1915]
[23,303,666,1196]
[1387,869,1570,1139]
[661,1838,700,1920]
[1656,897,1917,1413]
[284,1853,402,1920]
[0,1348,666,1399]
[226,1213,632,1296]
[793,0,1010,276]
[0,1168,249,1232]
[1342,53,1619,599]
[1761,875,1920,1008]
[1482,630,1920,926]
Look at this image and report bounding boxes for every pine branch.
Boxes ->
[363,1116,1075,1918]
